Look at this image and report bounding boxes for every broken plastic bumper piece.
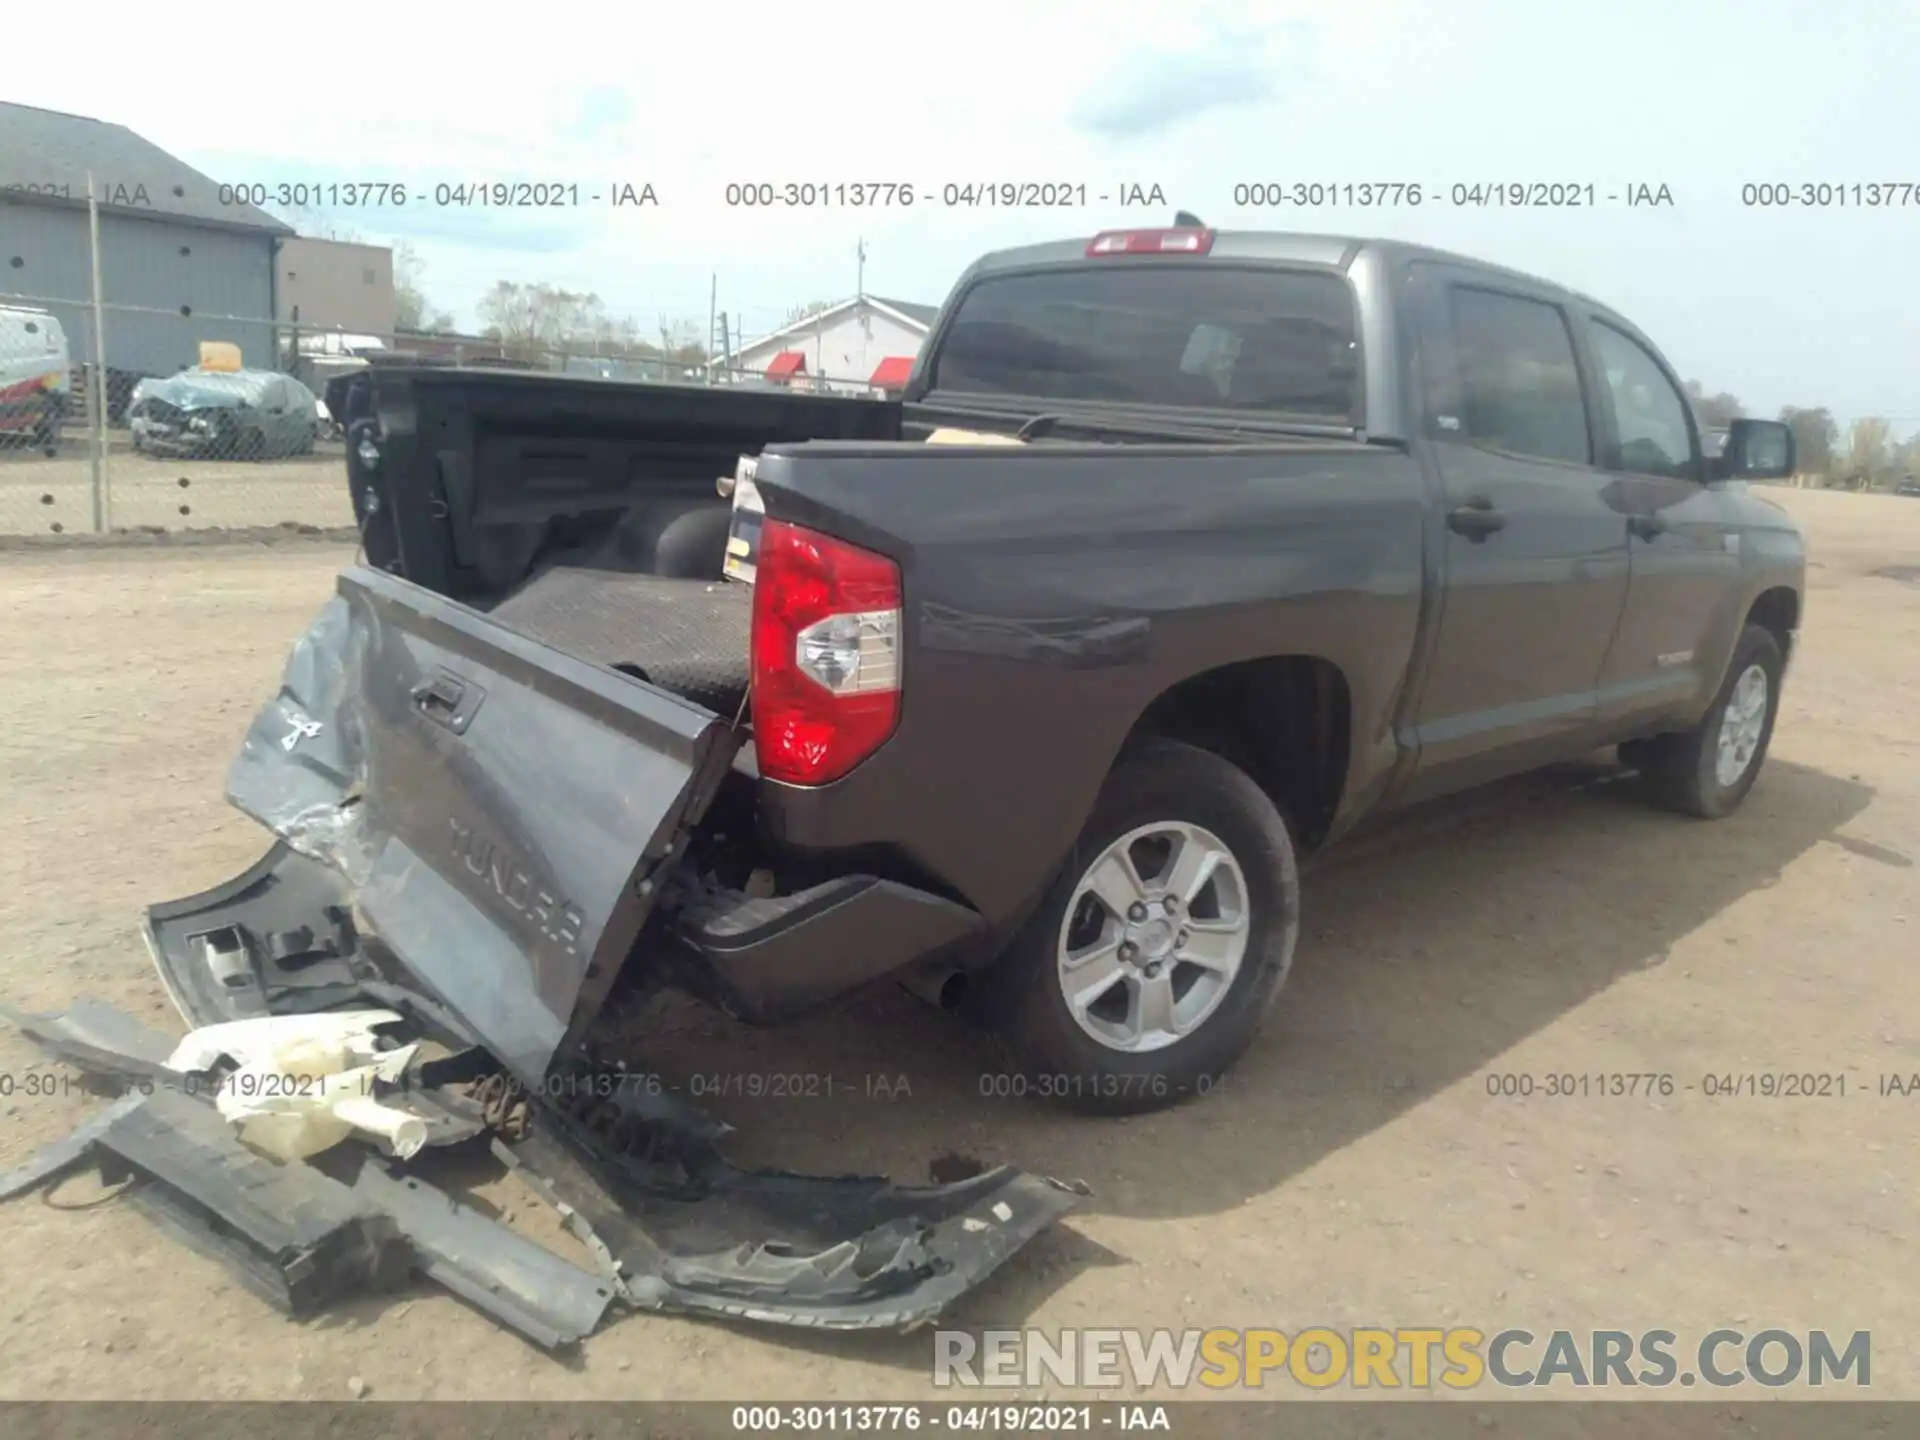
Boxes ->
[2,995,1081,1343]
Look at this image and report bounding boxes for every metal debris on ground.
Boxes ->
[1,995,1086,1347]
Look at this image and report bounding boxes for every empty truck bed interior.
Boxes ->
[351,367,903,609]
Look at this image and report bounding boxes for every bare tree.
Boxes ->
[1839,416,1895,490]
[656,317,708,365]
[1683,380,1744,429]
[285,204,366,244]
[394,243,455,334]
[1895,431,1920,481]
[477,281,610,360]
[1778,406,1838,479]
[782,299,838,328]
[581,312,646,356]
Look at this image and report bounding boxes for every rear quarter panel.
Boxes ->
[752,442,1431,937]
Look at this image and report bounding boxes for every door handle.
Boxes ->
[1447,498,1507,541]
[411,670,481,733]
[1628,512,1671,541]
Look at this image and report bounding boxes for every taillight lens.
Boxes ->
[1086,227,1215,256]
[750,518,902,785]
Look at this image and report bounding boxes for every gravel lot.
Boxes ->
[0,486,1914,1407]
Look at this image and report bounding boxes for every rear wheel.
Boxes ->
[986,738,1300,1115]
[1625,623,1784,819]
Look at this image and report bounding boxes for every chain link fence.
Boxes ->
[2,290,908,542]
[0,287,354,538]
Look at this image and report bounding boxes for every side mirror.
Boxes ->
[1713,418,1794,481]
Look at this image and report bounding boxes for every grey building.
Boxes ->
[278,236,396,336]
[0,101,293,406]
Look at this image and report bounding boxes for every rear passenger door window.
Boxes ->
[1445,287,1592,466]
[1589,321,1697,478]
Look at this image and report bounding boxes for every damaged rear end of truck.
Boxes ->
[30,366,1084,1340]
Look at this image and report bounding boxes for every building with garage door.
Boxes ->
[723,294,936,391]
[0,101,293,413]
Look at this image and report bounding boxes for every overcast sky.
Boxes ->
[10,0,1917,428]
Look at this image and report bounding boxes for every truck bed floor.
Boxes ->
[490,566,752,716]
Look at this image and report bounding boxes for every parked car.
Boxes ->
[128,367,321,460]
[1896,475,1920,498]
[145,225,1803,1125]
[0,304,71,446]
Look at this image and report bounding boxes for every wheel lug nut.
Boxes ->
[1119,942,1138,961]
[1163,896,1179,914]
[1144,962,1162,978]
[1128,903,1147,922]
[1176,929,1190,947]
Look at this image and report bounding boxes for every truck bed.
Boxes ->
[352,367,903,607]
[490,567,752,716]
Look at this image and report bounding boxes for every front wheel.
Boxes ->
[986,738,1300,1115]
[1626,623,1784,819]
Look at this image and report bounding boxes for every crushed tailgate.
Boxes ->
[179,563,739,1086]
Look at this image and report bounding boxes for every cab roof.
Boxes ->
[965,229,1608,310]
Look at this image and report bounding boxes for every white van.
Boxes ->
[0,305,73,444]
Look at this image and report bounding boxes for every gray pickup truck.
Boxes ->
[148,224,1804,1128]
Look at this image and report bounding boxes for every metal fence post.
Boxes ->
[86,172,110,534]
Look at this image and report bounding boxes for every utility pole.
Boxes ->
[86,172,110,534]
[856,238,866,299]
[707,272,717,385]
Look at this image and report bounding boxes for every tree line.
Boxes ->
[1686,382,1913,489]
[395,253,847,369]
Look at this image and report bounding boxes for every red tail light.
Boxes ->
[750,518,903,785]
[1086,227,1215,257]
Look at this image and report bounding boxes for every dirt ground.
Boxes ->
[0,486,1915,1405]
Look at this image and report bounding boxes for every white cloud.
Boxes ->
[7,0,1919,419]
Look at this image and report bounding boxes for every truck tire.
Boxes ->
[988,737,1300,1115]
[1627,623,1784,819]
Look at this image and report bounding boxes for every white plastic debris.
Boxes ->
[164,1010,406,1074]
[163,1010,428,1162]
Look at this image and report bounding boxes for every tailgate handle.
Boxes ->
[411,670,482,733]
